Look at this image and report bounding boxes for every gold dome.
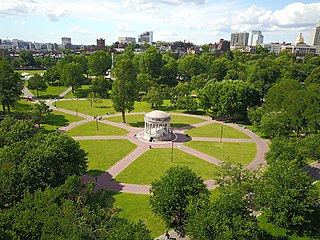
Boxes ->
[294,32,305,45]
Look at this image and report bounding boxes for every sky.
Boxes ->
[1,0,320,45]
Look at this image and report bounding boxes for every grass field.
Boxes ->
[55,99,116,116]
[185,141,257,167]
[78,139,137,176]
[41,110,84,131]
[185,122,250,139]
[66,121,129,136]
[106,114,206,128]
[29,85,68,99]
[63,85,91,98]
[115,148,218,185]
[11,100,35,113]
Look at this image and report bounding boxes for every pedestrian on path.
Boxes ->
[164,230,170,239]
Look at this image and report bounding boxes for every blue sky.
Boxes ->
[1,0,320,45]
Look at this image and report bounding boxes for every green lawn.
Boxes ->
[115,148,218,184]
[56,99,201,117]
[185,122,250,139]
[78,139,137,176]
[66,121,129,136]
[29,85,69,99]
[41,110,84,131]
[106,114,206,128]
[63,85,91,98]
[185,141,257,167]
[55,99,116,116]
[89,190,166,238]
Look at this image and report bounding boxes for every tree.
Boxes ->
[139,46,163,79]
[0,58,24,113]
[87,91,102,108]
[31,101,51,128]
[259,111,291,138]
[74,54,89,78]
[143,86,164,108]
[60,62,85,91]
[111,57,138,123]
[28,74,47,97]
[88,50,111,76]
[0,176,152,239]
[18,50,35,67]
[43,66,60,86]
[0,116,36,148]
[149,166,209,230]
[199,80,261,119]
[186,163,263,240]
[91,76,111,98]
[177,54,202,81]
[0,132,87,208]
[255,159,318,233]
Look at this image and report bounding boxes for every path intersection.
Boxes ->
[52,104,269,194]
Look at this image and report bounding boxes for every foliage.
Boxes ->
[0,131,87,208]
[60,62,85,91]
[138,46,163,79]
[27,73,47,97]
[143,86,164,108]
[31,101,52,127]
[91,76,111,98]
[186,163,263,240]
[255,159,318,234]
[43,66,60,85]
[200,79,261,118]
[111,57,138,123]
[0,58,24,113]
[0,116,36,148]
[149,166,209,229]
[88,50,112,76]
[0,176,152,239]
[177,54,202,81]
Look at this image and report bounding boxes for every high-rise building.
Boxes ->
[310,21,320,46]
[230,32,249,49]
[251,30,264,46]
[61,37,72,49]
[96,38,105,50]
[118,37,136,44]
[138,31,153,44]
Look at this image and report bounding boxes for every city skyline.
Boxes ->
[1,1,320,45]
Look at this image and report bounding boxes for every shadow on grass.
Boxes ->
[97,106,112,109]
[171,123,190,128]
[38,94,59,99]
[45,114,70,127]
[128,121,145,128]
[88,189,120,210]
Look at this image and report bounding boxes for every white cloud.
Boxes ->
[116,23,134,32]
[68,25,92,35]
[0,0,35,17]
[44,9,69,22]
[122,0,159,11]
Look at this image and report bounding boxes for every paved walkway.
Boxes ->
[49,109,269,194]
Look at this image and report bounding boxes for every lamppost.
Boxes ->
[96,115,99,131]
[75,106,78,116]
[171,141,174,162]
[220,126,223,143]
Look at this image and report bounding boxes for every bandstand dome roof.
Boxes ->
[145,110,170,120]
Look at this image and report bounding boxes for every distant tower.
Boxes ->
[138,31,153,44]
[230,32,249,49]
[61,37,71,49]
[251,30,264,46]
[310,21,320,46]
[96,38,105,50]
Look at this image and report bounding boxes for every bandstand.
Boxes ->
[144,110,172,141]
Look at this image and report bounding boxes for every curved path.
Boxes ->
[50,106,269,194]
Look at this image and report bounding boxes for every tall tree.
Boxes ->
[88,50,111,76]
[177,54,202,81]
[27,74,47,97]
[255,159,318,233]
[149,166,209,230]
[19,50,35,67]
[139,46,163,79]
[91,75,111,98]
[111,57,137,123]
[60,62,85,91]
[0,132,87,208]
[0,58,24,113]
